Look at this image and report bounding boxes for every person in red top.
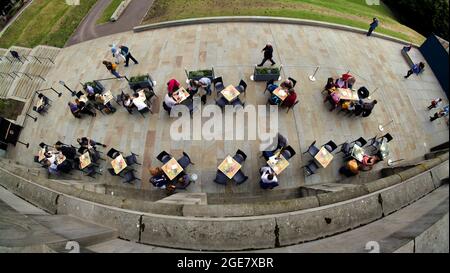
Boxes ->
[282,89,297,108]
[167,79,180,95]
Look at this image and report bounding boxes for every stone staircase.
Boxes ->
[0,45,60,100]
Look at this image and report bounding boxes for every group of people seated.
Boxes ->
[33,93,51,114]
[68,84,119,118]
[37,137,106,176]
[148,166,193,195]
[163,77,211,113]
[119,87,153,114]
[267,79,298,108]
[323,76,377,117]
[339,154,382,177]
[259,134,290,189]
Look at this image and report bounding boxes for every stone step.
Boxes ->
[156,192,207,205]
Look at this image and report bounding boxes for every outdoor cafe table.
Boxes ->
[272,87,289,102]
[336,88,359,101]
[314,146,334,168]
[267,152,290,175]
[38,148,46,162]
[351,144,366,162]
[173,87,190,104]
[161,157,184,181]
[55,153,67,165]
[218,155,242,179]
[79,152,92,170]
[221,85,240,102]
[102,90,114,105]
[35,97,44,109]
[111,154,127,174]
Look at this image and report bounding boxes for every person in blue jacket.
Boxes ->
[404,62,425,78]
[367,18,379,36]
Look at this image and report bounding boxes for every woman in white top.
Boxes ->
[259,166,279,189]
[132,97,148,111]
[164,93,177,108]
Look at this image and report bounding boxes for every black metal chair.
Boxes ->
[34,155,40,163]
[157,151,172,164]
[39,142,48,148]
[214,171,229,185]
[236,79,247,93]
[138,106,151,117]
[324,140,338,153]
[303,141,320,157]
[107,168,119,176]
[353,137,368,147]
[264,79,275,94]
[303,160,319,176]
[178,152,194,169]
[115,90,126,106]
[216,96,228,109]
[357,86,370,99]
[233,149,247,164]
[288,77,297,87]
[122,169,140,184]
[84,165,100,177]
[125,153,140,166]
[281,145,296,160]
[382,133,393,143]
[233,170,248,185]
[75,91,84,98]
[107,148,121,159]
[231,97,245,107]
[213,77,225,93]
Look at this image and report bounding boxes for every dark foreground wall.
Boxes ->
[419,35,449,98]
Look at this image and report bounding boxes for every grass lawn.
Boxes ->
[143,0,425,44]
[0,0,97,48]
[0,99,24,120]
[97,0,123,25]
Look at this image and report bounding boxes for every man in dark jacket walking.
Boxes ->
[119,45,139,67]
[258,43,275,66]
[367,18,379,36]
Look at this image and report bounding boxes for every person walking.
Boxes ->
[404,62,425,78]
[110,44,125,64]
[102,60,122,79]
[428,98,443,110]
[430,107,448,122]
[257,43,275,66]
[119,45,139,67]
[367,18,379,36]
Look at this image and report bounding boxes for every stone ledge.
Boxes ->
[134,16,419,47]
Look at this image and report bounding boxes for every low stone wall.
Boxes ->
[134,16,419,47]
[0,154,448,250]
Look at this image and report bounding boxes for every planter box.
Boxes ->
[186,68,215,81]
[128,74,154,90]
[253,67,281,81]
[83,80,104,93]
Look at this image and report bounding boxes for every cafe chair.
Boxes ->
[323,140,338,153]
[352,137,368,147]
[264,79,275,94]
[337,141,353,156]
[231,97,245,107]
[214,171,229,185]
[84,165,101,177]
[286,100,299,113]
[107,168,120,176]
[357,86,370,99]
[236,79,247,93]
[157,151,172,164]
[233,170,248,185]
[303,160,319,176]
[75,91,84,98]
[122,169,140,184]
[281,145,296,160]
[125,152,141,166]
[162,101,172,114]
[215,97,228,109]
[106,148,121,159]
[303,141,320,158]
[178,152,194,169]
[115,90,126,106]
[33,155,40,163]
[288,77,297,87]
[233,149,247,164]
[39,142,49,148]
[138,106,151,117]
[213,77,225,94]
[382,133,394,143]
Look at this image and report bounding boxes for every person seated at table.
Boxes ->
[362,100,378,117]
[341,100,355,112]
[187,79,200,96]
[43,159,59,176]
[85,85,96,100]
[281,89,297,108]
[268,93,282,105]
[55,143,77,160]
[122,94,134,114]
[281,79,294,90]
[68,102,82,118]
[360,155,381,171]
[259,166,279,189]
[163,93,177,113]
[353,101,364,116]
[77,137,106,150]
[324,89,341,111]
[57,159,73,173]
[324,77,337,92]
[175,174,192,189]
[262,133,288,159]
[139,87,154,100]
[339,159,360,177]
[131,93,149,112]
[94,93,116,113]
[167,78,180,95]
[336,73,355,89]
[35,94,49,113]
[198,77,212,96]
[75,98,96,117]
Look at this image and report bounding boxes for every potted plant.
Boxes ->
[83,80,104,93]
[128,73,155,90]
[252,66,281,81]
[185,67,215,81]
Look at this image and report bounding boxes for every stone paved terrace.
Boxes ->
[5,22,449,198]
